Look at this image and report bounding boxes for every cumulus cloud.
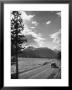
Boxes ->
[56,12,61,17]
[22,25,45,48]
[46,21,51,25]
[20,11,35,22]
[19,11,44,47]
[49,30,61,50]
[32,21,38,26]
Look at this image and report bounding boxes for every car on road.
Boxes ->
[51,63,59,68]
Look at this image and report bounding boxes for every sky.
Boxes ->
[16,11,61,50]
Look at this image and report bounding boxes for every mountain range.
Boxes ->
[19,46,59,59]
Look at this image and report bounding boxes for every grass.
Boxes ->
[11,58,61,79]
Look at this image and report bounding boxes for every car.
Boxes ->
[51,63,59,68]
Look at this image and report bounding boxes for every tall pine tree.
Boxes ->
[11,11,27,78]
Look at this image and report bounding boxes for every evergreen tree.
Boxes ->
[11,11,27,78]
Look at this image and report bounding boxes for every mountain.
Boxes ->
[54,49,61,53]
[35,47,57,58]
[19,46,57,58]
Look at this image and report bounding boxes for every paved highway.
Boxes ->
[19,62,61,79]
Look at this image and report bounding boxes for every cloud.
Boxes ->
[49,30,61,50]
[19,11,45,47]
[20,11,35,22]
[30,27,36,29]
[22,25,45,48]
[46,21,51,25]
[32,21,38,26]
[56,12,61,17]
[20,11,43,47]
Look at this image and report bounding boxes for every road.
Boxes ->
[19,62,61,79]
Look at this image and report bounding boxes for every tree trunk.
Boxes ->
[16,30,18,79]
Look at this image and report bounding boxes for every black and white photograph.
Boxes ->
[4,4,69,86]
[11,11,61,79]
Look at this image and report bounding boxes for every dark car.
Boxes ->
[51,63,59,68]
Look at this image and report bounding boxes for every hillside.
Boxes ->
[19,46,58,58]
